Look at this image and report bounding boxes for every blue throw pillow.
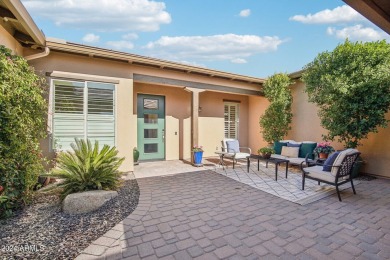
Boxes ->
[322,152,340,172]
[226,140,240,153]
[287,143,301,148]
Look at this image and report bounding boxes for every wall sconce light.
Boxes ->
[198,106,202,112]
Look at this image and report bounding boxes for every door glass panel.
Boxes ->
[144,114,158,124]
[144,129,158,138]
[144,143,158,153]
[144,99,158,109]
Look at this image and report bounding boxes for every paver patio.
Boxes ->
[77,169,390,259]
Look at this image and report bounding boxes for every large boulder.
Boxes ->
[63,190,118,215]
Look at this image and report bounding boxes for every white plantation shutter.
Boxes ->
[53,80,115,150]
[224,102,239,139]
[87,83,115,147]
[53,81,85,150]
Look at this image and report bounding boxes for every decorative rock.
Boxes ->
[63,190,118,214]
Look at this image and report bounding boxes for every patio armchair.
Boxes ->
[221,138,251,169]
[301,149,360,201]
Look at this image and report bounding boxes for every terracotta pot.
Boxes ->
[319,153,328,159]
[261,153,271,159]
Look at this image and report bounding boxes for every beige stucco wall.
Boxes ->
[29,54,136,172]
[134,83,251,160]
[247,96,269,153]
[199,92,250,148]
[29,50,261,168]
[199,117,224,157]
[289,80,390,178]
[358,113,390,177]
[166,116,180,160]
[183,117,191,159]
[0,25,23,55]
[287,81,332,144]
[116,78,135,171]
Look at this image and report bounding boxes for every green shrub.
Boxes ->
[257,147,275,154]
[0,45,47,218]
[259,73,293,143]
[48,139,124,199]
[303,40,390,148]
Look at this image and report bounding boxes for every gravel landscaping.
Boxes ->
[0,178,139,259]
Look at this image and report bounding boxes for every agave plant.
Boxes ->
[49,139,124,199]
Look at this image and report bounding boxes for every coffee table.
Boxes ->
[247,154,289,181]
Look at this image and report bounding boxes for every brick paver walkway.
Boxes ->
[77,171,390,259]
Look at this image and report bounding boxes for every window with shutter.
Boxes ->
[52,80,115,150]
[224,102,239,139]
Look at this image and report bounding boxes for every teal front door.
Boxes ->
[137,94,165,160]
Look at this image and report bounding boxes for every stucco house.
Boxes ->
[1,0,389,178]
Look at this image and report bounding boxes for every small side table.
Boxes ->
[215,151,228,169]
[316,158,327,166]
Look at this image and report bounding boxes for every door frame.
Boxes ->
[137,93,166,161]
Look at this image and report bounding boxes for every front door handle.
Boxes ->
[162,129,165,141]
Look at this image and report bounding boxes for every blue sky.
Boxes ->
[21,0,389,78]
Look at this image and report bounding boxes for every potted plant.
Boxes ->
[192,145,204,167]
[257,147,275,159]
[133,147,140,165]
[313,142,335,159]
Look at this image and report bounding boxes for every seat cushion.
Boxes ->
[281,146,299,158]
[288,157,306,165]
[271,154,287,160]
[305,166,350,183]
[273,141,288,155]
[304,166,337,183]
[234,152,250,159]
[226,140,240,153]
[299,142,317,159]
[323,151,340,172]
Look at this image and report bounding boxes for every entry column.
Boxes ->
[185,87,205,162]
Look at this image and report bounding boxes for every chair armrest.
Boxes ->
[239,147,252,154]
[303,153,315,168]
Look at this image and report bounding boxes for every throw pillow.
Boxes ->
[322,151,340,172]
[273,141,288,155]
[299,142,317,159]
[281,146,299,158]
[226,140,240,153]
[287,143,301,148]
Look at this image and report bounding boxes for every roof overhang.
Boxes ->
[343,0,390,35]
[46,39,265,86]
[0,0,45,46]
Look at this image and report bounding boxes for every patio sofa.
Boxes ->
[271,140,317,166]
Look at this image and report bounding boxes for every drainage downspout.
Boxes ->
[24,45,52,144]
[24,46,50,61]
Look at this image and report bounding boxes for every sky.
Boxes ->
[21,0,390,78]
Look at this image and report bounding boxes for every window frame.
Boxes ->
[224,102,239,139]
[50,78,116,151]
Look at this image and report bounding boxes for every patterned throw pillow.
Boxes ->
[281,146,299,158]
